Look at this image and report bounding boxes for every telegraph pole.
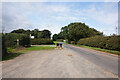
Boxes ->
[116,26,118,35]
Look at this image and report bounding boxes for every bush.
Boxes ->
[77,35,120,51]
[56,39,63,42]
[2,34,7,58]
[19,34,31,47]
[4,33,31,48]
[31,39,54,45]
[71,41,75,44]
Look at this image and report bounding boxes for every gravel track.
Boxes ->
[2,45,118,78]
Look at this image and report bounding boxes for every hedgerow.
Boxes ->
[31,39,53,45]
[4,33,31,48]
[77,35,120,51]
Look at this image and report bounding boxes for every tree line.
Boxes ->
[53,22,103,43]
[2,29,53,59]
[11,29,51,39]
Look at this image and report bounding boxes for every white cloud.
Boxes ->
[2,2,70,34]
[1,0,119,2]
[2,2,118,35]
[2,3,33,32]
[55,16,78,21]
[85,4,117,26]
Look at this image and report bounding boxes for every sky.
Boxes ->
[1,2,119,36]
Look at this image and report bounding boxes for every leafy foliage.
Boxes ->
[53,34,58,41]
[68,23,102,43]
[31,39,53,45]
[77,35,120,51]
[52,22,103,43]
[11,29,52,39]
[56,39,64,42]
[2,34,8,58]
[19,34,31,47]
[4,33,31,48]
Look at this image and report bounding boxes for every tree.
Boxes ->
[52,34,58,41]
[37,31,43,38]
[61,26,69,39]
[68,22,102,43]
[31,29,39,38]
[10,29,52,39]
[11,29,26,34]
[42,30,51,39]
[19,34,31,47]
[26,30,31,35]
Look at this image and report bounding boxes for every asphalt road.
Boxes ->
[63,43,118,76]
[2,44,118,78]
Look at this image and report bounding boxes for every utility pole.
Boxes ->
[118,25,120,35]
[116,26,118,35]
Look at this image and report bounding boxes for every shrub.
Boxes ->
[77,35,120,51]
[56,39,63,42]
[19,34,31,47]
[4,33,31,48]
[31,39,53,45]
[71,41,75,44]
[2,34,7,58]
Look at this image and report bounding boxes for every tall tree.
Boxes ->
[68,22,102,43]
[42,30,51,39]
[52,34,58,41]
[31,29,39,38]
[11,29,26,34]
[37,31,43,38]
[61,26,69,39]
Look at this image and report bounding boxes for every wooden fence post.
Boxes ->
[17,39,19,48]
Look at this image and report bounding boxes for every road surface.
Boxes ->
[2,44,118,78]
[63,43,118,75]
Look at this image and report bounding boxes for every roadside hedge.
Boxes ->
[4,33,31,48]
[77,35,120,51]
[1,34,8,58]
[31,39,54,45]
[56,39,63,42]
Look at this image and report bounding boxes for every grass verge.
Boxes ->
[3,46,56,61]
[2,53,22,61]
[53,41,58,45]
[25,46,56,51]
[71,44,120,55]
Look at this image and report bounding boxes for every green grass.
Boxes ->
[71,44,120,55]
[14,46,56,53]
[25,46,56,51]
[3,46,56,61]
[7,48,16,53]
[2,53,22,61]
[63,41,67,43]
[53,41,58,45]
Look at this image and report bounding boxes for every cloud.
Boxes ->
[2,3,33,32]
[2,2,118,35]
[2,2,70,33]
[55,16,80,21]
[87,3,118,35]
[85,3,117,26]
[104,0,119,2]
[1,0,119,2]
[88,9,117,25]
